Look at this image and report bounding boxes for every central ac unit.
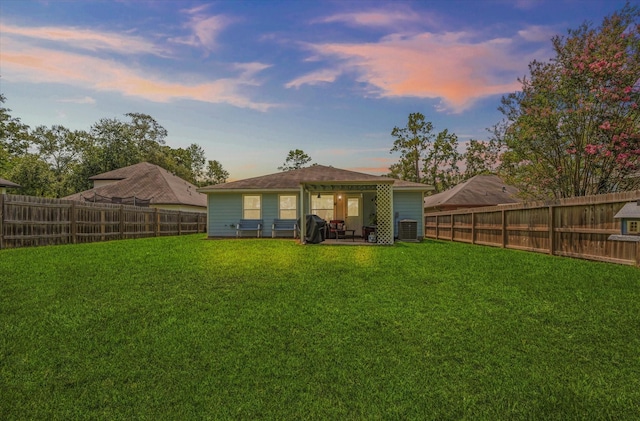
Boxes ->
[398,219,418,241]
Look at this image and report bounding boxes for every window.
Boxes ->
[347,197,359,217]
[628,220,639,234]
[311,194,334,221]
[243,195,261,219]
[279,195,297,219]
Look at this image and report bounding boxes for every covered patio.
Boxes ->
[299,180,395,245]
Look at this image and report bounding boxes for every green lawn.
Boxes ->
[1,235,639,420]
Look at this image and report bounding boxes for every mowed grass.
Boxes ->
[1,235,639,420]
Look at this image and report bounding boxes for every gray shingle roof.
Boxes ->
[198,165,432,192]
[0,178,21,188]
[423,175,520,209]
[64,162,206,208]
[614,201,640,219]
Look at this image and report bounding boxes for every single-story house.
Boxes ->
[424,174,520,213]
[64,162,207,213]
[197,165,433,244]
[0,177,21,195]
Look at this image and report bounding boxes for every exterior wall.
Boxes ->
[393,191,424,238]
[207,192,299,237]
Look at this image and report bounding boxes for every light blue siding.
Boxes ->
[207,192,299,237]
[207,193,242,236]
[393,191,424,238]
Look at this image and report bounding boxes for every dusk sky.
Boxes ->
[0,0,630,180]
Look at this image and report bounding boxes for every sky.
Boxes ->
[0,0,632,181]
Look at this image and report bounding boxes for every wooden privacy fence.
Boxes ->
[425,190,640,267]
[0,194,207,249]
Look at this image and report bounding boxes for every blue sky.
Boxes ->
[0,0,630,180]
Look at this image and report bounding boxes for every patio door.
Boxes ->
[345,195,363,236]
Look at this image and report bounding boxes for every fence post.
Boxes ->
[501,209,506,248]
[636,242,640,268]
[435,215,439,239]
[178,211,182,235]
[548,205,555,256]
[120,205,125,240]
[450,214,455,241]
[471,212,475,245]
[100,210,106,241]
[155,208,160,237]
[0,194,4,250]
[70,201,77,244]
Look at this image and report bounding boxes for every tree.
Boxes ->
[31,125,90,197]
[6,154,55,196]
[389,112,434,183]
[278,149,312,171]
[204,160,229,185]
[461,138,500,180]
[496,4,640,199]
[423,129,462,192]
[0,94,31,175]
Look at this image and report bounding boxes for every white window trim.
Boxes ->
[242,194,262,220]
[278,194,298,220]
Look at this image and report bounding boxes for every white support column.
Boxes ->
[299,185,306,244]
[376,183,394,245]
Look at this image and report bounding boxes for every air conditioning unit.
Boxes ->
[398,219,418,241]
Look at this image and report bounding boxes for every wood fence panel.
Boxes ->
[0,194,207,250]
[452,213,473,243]
[425,190,640,266]
[505,207,550,253]
[474,211,502,247]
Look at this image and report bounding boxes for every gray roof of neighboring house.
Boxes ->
[198,165,433,192]
[614,201,640,219]
[64,162,206,208]
[423,174,520,209]
[0,178,21,188]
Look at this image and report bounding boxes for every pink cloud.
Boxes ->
[169,6,232,52]
[290,31,532,112]
[0,23,167,56]
[0,39,275,111]
[285,69,342,89]
[318,10,423,28]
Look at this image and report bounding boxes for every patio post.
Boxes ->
[299,184,306,244]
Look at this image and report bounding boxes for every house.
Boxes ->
[0,177,21,195]
[64,162,207,213]
[424,174,520,213]
[197,165,433,244]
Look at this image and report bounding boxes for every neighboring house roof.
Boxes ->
[424,175,520,210]
[64,162,206,208]
[614,201,640,219]
[0,178,21,188]
[197,165,432,192]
